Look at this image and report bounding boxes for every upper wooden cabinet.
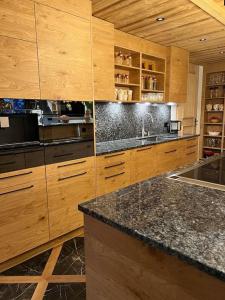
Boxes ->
[92,17,114,101]
[0,0,36,42]
[34,0,92,20]
[166,46,189,103]
[35,4,93,100]
[0,36,40,99]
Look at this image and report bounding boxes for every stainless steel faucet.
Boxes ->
[141,112,154,138]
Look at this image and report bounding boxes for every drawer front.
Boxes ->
[96,151,131,168]
[45,141,94,165]
[0,152,25,173]
[0,179,49,263]
[185,137,198,148]
[46,156,95,179]
[184,149,198,165]
[156,141,181,174]
[96,167,131,197]
[0,166,46,193]
[47,167,95,239]
[131,146,157,183]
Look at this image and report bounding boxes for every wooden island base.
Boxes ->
[84,216,225,300]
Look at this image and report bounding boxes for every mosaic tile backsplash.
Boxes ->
[95,102,171,143]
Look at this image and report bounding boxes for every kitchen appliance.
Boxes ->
[166,120,182,134]
[169,155,225,191]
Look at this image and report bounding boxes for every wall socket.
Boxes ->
[0,117,9,128]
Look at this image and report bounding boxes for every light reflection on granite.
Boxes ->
[96,134,199,156]
[53,238,85,275]
[44,283,86,299]
[0,283,36,300]
[79,176,225,281]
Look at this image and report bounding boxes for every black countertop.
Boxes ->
[79,165,225,281]
[96,134,199,156]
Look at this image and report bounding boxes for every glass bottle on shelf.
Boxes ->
[115,51,123,65]
[141,76,145,89]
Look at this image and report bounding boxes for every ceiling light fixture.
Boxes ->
[220,51,225,54]
[156,17,165,22]
[200,38,207,42]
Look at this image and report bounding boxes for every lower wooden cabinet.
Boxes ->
[0,166,49,263]
[182,137,199,165]
[130,146,157,184]
[96,151,131,196]
[46,157,96,239]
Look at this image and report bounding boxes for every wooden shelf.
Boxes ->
[142,89,164,93]
[206,84,225,87]
[95,99,140,103]
[205,110,224,113]
[141,69,165,75]
[205,97,224,100]
[204,123,223,125]
[115,64,140,70]
[204,135,222,138]
[203,146,221,150]
[115,82,140,87]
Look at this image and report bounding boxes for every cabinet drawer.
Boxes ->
[156,141,181,174]
[131,146,157,183]
[44,141,94,165]
[0,179,49,263]
[47,167,95,239]
[96,151,131,168]
[96,168,130,197]
[0,166,46,193]
[185,137,198,148]
[46,156,95,179]
[184,149,198,165]
[0,152,25,174]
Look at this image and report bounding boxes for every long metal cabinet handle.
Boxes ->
[164,149,177,154]
[58,160,86,168]
[0,185,34,196]
[58,172,87,181]
[0,171,32,180]
[105,172,125,180]
[104,162,125,169]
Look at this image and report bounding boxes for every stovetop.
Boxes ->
[170,155,225,191]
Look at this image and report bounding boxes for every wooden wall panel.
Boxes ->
[0,36,40,99]
[34,0,92,20]
[92,17,115,100]
[0,0,36,42]
[35,4,93,100]
[114,29,167,58]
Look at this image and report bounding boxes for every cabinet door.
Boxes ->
[34,0,91,20]
[96,151,131,196]
[0,167,49,263]
[35,4,93,100]
[92,17,114,100]
[0,0,36,42]
[156,141,182,174]
[46,157,96,239]
[0,36,40,99]
[131,146,156,184]
[166,46,189,103]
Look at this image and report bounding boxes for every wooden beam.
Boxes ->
[190,0,225,25]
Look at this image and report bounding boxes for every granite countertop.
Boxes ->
[79,174,225,281]
[96,134,199,156]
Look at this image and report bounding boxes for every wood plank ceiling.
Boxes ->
[92,0,225,65]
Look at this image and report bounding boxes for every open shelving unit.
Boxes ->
[202,71,225,157]
[114,46,166,103]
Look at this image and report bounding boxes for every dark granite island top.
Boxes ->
[96,134,199,155]
[79,175,225,283]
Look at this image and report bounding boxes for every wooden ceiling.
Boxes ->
[92,0,225,65]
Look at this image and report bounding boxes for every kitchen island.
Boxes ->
[79,162,225,300]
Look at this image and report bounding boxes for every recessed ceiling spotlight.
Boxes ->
[200,38,207,42]
[220,50,225,54]
[156,17,165,22]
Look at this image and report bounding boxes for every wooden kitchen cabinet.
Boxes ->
[96,151,131,196]
[92,17,115,100]
[0,36,40,99]
[35,4,93,100]
[0,166,49,263]
[156,141,183,174]
[166,46,189,103]
[182,137,199,165]
[34,0,91,20]
[46,157,96,240]
[130,145,157,184]
[0,0,36,42]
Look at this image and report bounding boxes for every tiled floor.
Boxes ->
[0,237,86,300]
